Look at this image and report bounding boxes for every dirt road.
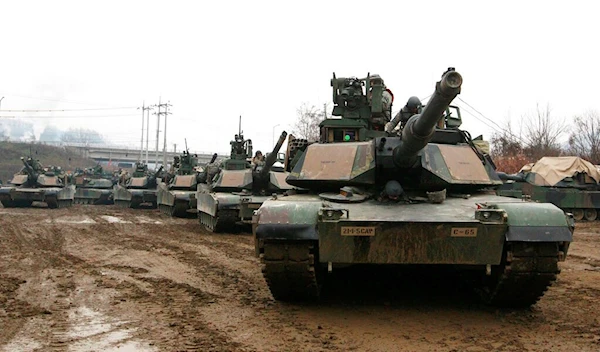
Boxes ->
[1,205,599,352]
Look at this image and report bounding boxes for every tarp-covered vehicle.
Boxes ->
[497,156,600,220]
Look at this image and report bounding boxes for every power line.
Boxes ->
[0,114,140,118]
[456,97,505,131]
[0,107,137,112]
[0,92,116,106]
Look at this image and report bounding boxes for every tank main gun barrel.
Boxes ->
[20,157,38,180]
[260,131,288,178]
[153,165,164,179]
[497,172,525,182]
[393,68,462,167]
[209,153,218,164]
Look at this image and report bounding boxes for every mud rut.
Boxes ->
[1,206,600,352]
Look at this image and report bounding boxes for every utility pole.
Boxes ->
[139,102,152,161]
[153,100,172,168]
[154,98,162,169]
[145,105,151,164]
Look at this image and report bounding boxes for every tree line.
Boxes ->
[491,105,600,173]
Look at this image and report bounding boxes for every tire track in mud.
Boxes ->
[4,206,600,351]
[72,212,343,351]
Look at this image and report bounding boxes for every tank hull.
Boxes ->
[0,185,75,208]
[157,183,197,217]
[498,182,600,221]
[254,193,573,307]
[197,191,268,232]
[113,184,158,209]
[74,187,113,205]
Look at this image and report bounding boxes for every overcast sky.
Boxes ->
[1,1,598,156]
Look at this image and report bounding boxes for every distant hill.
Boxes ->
[0,142,97,183]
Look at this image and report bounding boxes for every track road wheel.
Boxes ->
[261,241,322,301]
[478,242,560,308]
[571,209,584,221]
[1,199,15,208]
[46,197,58,209]
[584,208,597,221]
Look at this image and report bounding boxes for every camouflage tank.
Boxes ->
[497,156,600,221]
[253,69,573,308]
[73,164,115,205]
[113,162,163,208]
[157,151,216,217]
[0,156,75,208]
[198,131,296,232]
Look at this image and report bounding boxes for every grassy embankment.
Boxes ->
[0,142,96,183]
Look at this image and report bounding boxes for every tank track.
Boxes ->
[158,202,189,217]
[74,198,97,205]
[198,209,238,233]
[260,241,321,301]
[45,196,73,209]
[479,242,560,308]
[113,199,130,208]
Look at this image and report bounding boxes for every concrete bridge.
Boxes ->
[67,144,226,168]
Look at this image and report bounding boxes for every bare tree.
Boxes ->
[292,103,324,142]
[491,120,523,157]
[491,104,567,172]
[521,104,567,160]
[568,110,600,164]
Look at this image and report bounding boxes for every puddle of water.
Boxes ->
[0,211,28,216]
[100,216,131,224]
[49,216,96,224]
[67,306,156,352]
[135,216,162,224]
[1,337,42,352]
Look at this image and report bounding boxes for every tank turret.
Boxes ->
[287,68,500,192]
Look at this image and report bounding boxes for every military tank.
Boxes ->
[253,69,574,308]
[198,130,295,232]
[157,151,217,217]
[497,156,600,221]
[0,156,75,208]
[113,162,163,208]
[73,164,115,205]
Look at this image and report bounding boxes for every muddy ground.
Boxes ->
[0,205,599,352]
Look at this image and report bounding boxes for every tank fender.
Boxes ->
[495,202,574,242]
[255,199,322,241]
[42,189,60,196]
